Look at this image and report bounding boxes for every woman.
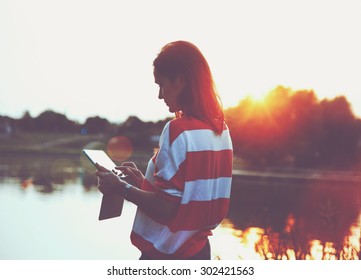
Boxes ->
[96,41,233,260]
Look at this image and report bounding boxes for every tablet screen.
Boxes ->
[82,149,124,177]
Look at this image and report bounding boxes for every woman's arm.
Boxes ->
[96,164,178,223]
[125,185,178,223]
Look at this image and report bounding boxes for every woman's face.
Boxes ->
[153,68,184,113]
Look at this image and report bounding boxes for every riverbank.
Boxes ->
[0,131,153,163]
[0,132,107,156]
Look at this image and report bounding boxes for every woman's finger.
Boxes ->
[117,166,142,175]
[95,163,110,172]
[98,184,111,195]
[115,166,144,188]
[119,162,137,169]
[122,167,138,178]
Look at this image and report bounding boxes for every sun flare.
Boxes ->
[246,91,269,103]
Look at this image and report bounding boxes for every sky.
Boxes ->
[1,0,361,124]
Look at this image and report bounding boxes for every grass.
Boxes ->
[0,132,104,155]
[0,131,152,159]
[0,131,153,183]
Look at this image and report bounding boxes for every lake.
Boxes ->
[0,154,360,260]
[0,176,140,259]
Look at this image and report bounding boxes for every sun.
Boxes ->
[246,90,268,103]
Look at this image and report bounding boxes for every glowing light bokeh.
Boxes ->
[107,136,133,162]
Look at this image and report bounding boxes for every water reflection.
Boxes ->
[1,154,99,194]
[0,177,139,260]
[1,155,361,260]
[226,173,361,260]
[213,217,361,260]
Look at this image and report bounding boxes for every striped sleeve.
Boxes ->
[153,121,185,201]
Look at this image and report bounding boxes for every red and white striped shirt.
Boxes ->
[130,117,233,259]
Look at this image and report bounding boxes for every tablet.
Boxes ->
[82,149,125,177]
[82,149,125,220]
[98,194,124,220]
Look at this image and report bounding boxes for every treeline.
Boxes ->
[1,86,361,168]
[0,110,169,135]
[0,111,170,150]
[226,86,361,169]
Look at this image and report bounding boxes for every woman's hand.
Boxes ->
[97,162,178,222]
[95,163,125,195]
[116,162,144,188]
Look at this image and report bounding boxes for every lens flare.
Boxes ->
[107,136,133,162]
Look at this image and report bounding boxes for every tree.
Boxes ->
[225,86,361,168]
[18,111,35,132]
[33,110,78,132]
[83,116,111,134]
[316,96,360,167]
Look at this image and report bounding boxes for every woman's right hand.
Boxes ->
[116,162,144,189]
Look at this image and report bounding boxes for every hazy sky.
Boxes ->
[1,0,361,123]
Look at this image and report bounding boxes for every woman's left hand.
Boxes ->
[95,163,124,195]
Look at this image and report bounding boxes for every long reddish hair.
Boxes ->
[153,41,224,135]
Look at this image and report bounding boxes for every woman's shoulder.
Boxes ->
[165,117,219,145]
[169,117,212,131]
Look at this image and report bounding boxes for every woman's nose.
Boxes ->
[158,89,163,99]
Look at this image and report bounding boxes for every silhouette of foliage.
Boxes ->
[2,88,361,169]
[15,110,79,132]
[115,116,171,150]
[18,111,35,132]
[83,116,111,134]
[226,86,361,168]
